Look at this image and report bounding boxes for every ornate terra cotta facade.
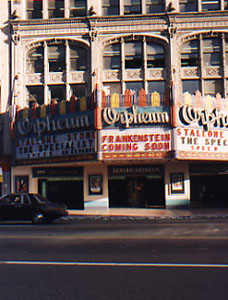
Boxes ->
[1,0,228,210]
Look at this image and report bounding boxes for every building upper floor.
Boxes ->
[3,0,228,111]
[10,0,228,20]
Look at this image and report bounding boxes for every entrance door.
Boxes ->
[126,177,146,208]
[144,178,165,208]
[109,176,165,208]
[191,175,228,207]
[39,180,84,209]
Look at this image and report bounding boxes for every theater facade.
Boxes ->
[5,0,228,211]
[10,89,228,210]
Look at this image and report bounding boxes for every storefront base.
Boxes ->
[85,198,109,210]
[166,199,190,207]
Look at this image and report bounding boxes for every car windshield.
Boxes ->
[32,194,51,203]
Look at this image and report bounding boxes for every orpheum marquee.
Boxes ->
[175,100,228,160]
[14,109,96,165]
[100,105,172,160]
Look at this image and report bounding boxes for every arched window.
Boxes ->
[181,35,227,96]
[26,40,88,106]
[102,38,166,95]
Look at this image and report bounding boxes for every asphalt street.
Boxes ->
[0,219,228,300]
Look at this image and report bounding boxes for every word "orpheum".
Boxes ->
[17,115,90,137]
[103,106,169,128]
[179,105,228,130]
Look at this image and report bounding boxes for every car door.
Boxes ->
[0,194,19,220]
[8,194,24,220]
[10,194,33,221]
[19,194,33,221]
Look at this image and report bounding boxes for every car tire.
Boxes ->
[32,212,45,224]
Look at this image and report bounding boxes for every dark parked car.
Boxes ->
[0,193,68,224]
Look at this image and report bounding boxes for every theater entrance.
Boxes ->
[39,179,84,209]
[34,167,84,209]
[108,165,165,208]
[190,163,228,207]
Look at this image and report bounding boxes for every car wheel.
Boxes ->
[32,212,45,224]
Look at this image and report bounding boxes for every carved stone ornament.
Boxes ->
[26,74,42,84]
[168,24,177,39]
[147,69,163,79]
[103,71,120,81]
[12,33,20,45]
[49,73,64,83]
[125,70,142,80]
[183,68,198,78]
[89,30,98,41]
[206,67,220,77]
[70,72,84,82]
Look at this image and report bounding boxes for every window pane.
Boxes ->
[70,0,87,17]
[48,44,65,72]
[70,84,86,98]
[203,38,221,66]
[225,0,228,9]
[148,81,165,94]
[125,81,143,93]
[204,79,222,95]
[225,38,228,66]
[125,41,143,68]
[146,0,164,13]
[27,0,42,19]
[27,46,44,73]
[27,86,44,106]
[48,0,64,18]
[69,44,87,71]
[182,80,200,94]
[103,82,122,95]
[181,40,199,67]
[124,0,141,14]
[102,0,119,15]
[147,43,164,68]
[179,0,197,12]
[202,0,220,11]
[49,85,65,102]
[103,43,121,69]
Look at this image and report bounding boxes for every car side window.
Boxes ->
[0,195,13,204]
[13,195,21,204]
[23,195,31,205]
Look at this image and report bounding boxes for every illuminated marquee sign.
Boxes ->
[179,105,228,130]
[101,128,171,160]
[102,106,170,128]
[16,112,93,137]
[176,105,228,160]
[14,110,95,162]
[15,131,95,160]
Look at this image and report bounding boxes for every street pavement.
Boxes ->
[1,221,228,300]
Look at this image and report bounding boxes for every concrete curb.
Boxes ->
[62,214,228,222]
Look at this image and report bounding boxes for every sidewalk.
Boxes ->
[67,207,228,220]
